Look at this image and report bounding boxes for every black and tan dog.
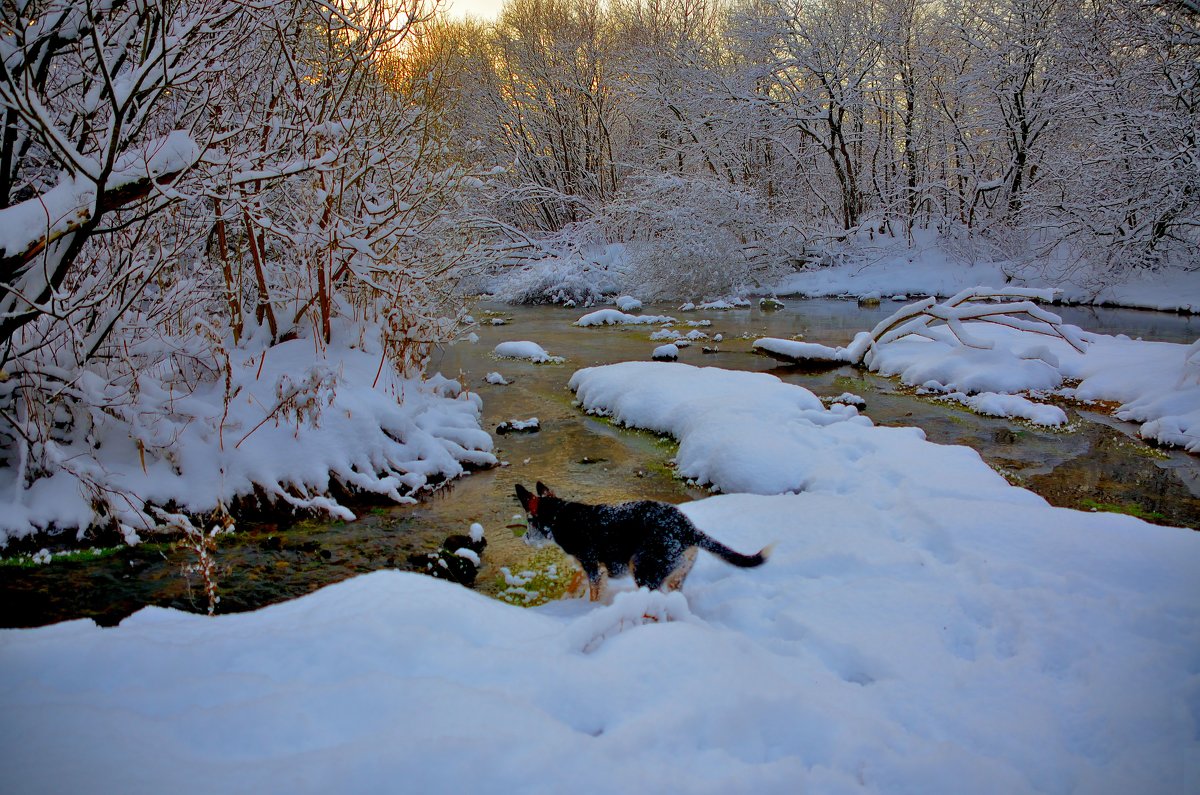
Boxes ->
[515,482,772,601]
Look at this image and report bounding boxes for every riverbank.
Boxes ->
[769,236,1200,313]
[0,320,496,549]
[486,234,1200,313]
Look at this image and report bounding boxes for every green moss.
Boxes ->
[0,546,122,568]
[583,413,680,453]
[832,375,872,393]
[988,464,1026,487]
[495,546,579,607]
[1121,440,1171,461]
[1080,499,1166,521]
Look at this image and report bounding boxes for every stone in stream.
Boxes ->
[496,417,540,434]
[407,530,488,587]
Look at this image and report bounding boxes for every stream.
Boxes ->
[2,298,1197,627]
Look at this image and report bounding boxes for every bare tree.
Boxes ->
[0,0,495,541]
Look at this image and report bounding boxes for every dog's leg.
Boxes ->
[579,561,606,602]
[587,568,607,602]
[662,547,699,592]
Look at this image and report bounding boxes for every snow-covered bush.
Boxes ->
[488,238,625,305]
[596,174,792,299]
[489,254,615,306]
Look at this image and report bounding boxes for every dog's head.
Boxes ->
[515,481,558,548]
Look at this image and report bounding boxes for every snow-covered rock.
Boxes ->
[496,417,540,434]
[493,341,564,363]
[651,344,679,361]
[575,309,676,327]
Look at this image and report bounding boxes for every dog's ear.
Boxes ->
[535,481,555,498]
[515,483,531,507]
[515,484,538,514]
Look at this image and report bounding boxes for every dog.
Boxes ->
[515,482,772,601]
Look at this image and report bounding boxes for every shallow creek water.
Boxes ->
[2,299,1197,626]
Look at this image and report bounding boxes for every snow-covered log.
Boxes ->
[850,287,1086,365]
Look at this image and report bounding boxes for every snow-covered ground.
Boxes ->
[3,360,1198,793]
[768,235,1200,313]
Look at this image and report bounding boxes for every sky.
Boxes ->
[444,0,504,19]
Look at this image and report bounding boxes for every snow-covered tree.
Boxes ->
[0,0,495,545]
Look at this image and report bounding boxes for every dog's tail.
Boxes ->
[696,534,774,568]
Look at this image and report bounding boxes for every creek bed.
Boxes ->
[2,299,1196,626]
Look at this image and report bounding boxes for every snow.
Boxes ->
[572,362,883,496]
[651,343,679,360]
[493,340,564,363]
[484,371,509,385]
[453,547,480,565]
[935,390,1069,427]
[3,362,1197,793]
[753,337,852,363]
[614,295,643,311]
[694,297,751,310]
[575,309,676,327]
[748,289,1197,440]
[496,417,540,433]
[825,392,866,408]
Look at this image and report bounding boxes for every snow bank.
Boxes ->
[575,309,675,326]
[0,327,496,544]
[493,340,564,363]
[3,363,1197,793]
[934,390,1069,427]
[569,361,1019,501]
[868,322,1200,449]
